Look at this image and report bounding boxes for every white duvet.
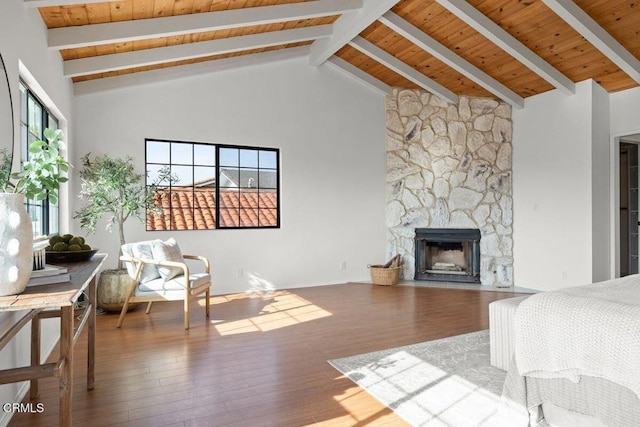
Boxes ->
[514,274,640,399]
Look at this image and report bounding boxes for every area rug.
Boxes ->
[329,330,513,426]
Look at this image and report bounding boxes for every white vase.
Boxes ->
[0,194,33,296]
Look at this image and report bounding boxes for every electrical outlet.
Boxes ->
[339,261,347,271]
[237,268,244,278]
[562,271,567,280]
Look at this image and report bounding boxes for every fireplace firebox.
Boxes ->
[414,228,481,283]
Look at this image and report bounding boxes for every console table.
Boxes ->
[0,254,106,426]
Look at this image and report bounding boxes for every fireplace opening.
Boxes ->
[414,228,481,283]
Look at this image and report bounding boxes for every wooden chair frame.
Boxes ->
[117,254,211,329]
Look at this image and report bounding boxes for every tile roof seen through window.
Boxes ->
[147,188,278,230]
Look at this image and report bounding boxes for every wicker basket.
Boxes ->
[369,265,402,286]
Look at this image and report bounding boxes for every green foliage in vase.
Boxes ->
[0,128,69,203]
[0,148,11,191]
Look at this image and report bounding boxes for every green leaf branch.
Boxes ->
[0,128,70,204]
[73,154,176,269]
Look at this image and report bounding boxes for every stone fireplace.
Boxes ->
[386,89,513,287]
[414,228,481,283]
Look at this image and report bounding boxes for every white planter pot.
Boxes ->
[0,194,33,296]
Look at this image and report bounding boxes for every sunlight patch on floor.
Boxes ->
[339,350,509,426]
[211,291,332,335]
[329,383,401,426]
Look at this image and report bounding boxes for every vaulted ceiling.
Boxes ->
[31,0,640,106]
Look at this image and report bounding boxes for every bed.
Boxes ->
[501,274,640,426]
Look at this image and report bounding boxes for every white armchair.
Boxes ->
[118,238,211,329]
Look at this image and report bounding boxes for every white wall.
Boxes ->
[512,80,610,292]
[0,1,74,423]
[73,58,387,295]
[611,86,640,135]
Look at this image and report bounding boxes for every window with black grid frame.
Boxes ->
[145,139,279,230]
[19,81,60,237]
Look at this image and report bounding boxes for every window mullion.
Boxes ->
[191,144,195,231]
[215,146,220,230]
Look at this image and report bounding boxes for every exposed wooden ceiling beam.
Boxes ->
[327,56,391,95]
[437,0,575,96]
[48,0,362,51]
[74,46,311,96]
[543,0,640,84]
[309,0,400,66]
[25,0,112,6]
[64,25,332,78]
[349,36,458,104]
[379,12,523,109]
[63,25,331,77]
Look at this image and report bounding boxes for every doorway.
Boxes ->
[620,140,640,276]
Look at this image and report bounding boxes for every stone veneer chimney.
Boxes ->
[386,89,513,287]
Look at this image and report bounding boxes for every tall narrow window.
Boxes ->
[145,139,280,231]
[19,81,60,237]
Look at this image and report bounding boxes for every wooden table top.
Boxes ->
[0,254,107,311]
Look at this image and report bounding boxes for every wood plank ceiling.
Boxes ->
[31,0,640,105]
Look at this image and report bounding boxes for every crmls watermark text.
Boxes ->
[2,403,44,413]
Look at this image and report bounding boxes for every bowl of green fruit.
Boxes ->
[45,234,97,263]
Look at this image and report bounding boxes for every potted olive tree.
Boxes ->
[73,154,172,311]
[0,128,70,295]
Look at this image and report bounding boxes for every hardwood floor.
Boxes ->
[9,283,527,426]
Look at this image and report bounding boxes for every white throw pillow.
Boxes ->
[131,240,161,283]
[152,238,184,281]
[121,240,161,283]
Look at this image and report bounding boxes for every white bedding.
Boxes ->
[513,274,640,399]
[501,358,640,427]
